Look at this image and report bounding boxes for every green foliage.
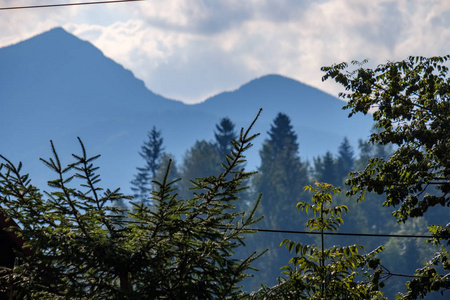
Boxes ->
[153,152,179,187]
[379,218,436,298]
[402,247,449,299]
[0,112,264,299]
[353,130,393,173]
[252,182,385,299]
[300,182,346,232]
[322,55,450,299]
[178,117,249,215]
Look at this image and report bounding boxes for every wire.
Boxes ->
[0,0,144,11]
[252,228,442,239]
[121,221,448,239]
[380,265,421,279]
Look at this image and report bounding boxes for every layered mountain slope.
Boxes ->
[191,74,373,163]
[0,27,373,191]
[0,28,186,189]
[1,27,182,145]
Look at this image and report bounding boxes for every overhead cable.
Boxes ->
[121,221,447,239]
[0,0,144,11]
[252,228,444,239]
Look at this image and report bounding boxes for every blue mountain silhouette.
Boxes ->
[0,27,373,192]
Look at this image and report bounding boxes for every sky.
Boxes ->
[1,0,450,104]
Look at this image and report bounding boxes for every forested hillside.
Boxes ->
[129,111,446,298]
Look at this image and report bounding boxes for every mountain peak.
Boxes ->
[237,74,311,92]
[1,27,78,51]
[37,26,69,37]
[33,27,76,42]
[248,74,299,83]
[0,25,181,119]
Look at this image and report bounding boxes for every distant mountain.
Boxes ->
[0,27,373,192]
[191,74,373,163]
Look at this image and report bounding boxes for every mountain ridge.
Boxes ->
[0,27,183,109]
[0,27,373,192]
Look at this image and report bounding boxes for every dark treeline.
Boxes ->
[131,112,443,299]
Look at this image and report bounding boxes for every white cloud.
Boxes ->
[1,0,450,103]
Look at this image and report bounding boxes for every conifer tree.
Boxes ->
[131,126,164,204]
[178,118,237,200]
[336,137,354,184]
[0,111,264,299]
[153,153,179,186]
[250,113,309,287]
[214,117,238,158]
[254,113,308,229]
[313,151,338,186]
[178,140,222,199]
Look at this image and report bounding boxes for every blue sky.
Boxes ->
[1,0,450,104]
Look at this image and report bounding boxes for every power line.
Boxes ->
[121,221,448,239]
[252,228,444,239]
[0,0,144,11]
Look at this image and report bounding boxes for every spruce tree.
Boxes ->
[0,112,264,299]
[254,113,308,229]
[250,113,309,288]
[178,118,237,200]
[214,117,238,158]
[131,126,164,204]
[178,140,222,199]
[153,153,179,186]
[313,151,338,186]
[336,137,354,184]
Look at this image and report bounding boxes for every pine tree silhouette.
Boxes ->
[214,117,238,159]
[131,126,164,204]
